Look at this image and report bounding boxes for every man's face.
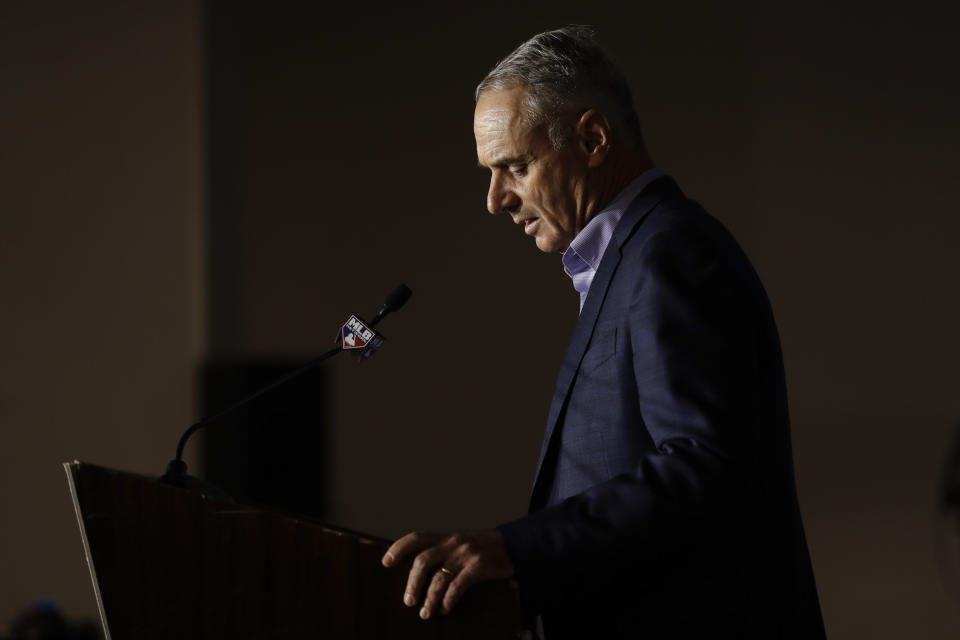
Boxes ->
[474,87,587,253]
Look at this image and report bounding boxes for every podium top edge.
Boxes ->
[62,461,392,546]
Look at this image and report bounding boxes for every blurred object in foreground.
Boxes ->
[4,599,101,640]
[942,422,960,512]
[937,421,960,601]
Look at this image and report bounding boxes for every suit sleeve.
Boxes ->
[498,220,767,610]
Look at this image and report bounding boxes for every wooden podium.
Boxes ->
[65,462,523,639]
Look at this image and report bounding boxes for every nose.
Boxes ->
[486,173,520,215]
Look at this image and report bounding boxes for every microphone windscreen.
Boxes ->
[384,284,412,312]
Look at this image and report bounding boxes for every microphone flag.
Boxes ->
[341,315,383,351]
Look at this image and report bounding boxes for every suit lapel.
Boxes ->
[528,177,682,506]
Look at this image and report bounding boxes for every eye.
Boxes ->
[509,164,528,177]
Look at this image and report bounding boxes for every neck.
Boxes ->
[577,148,654,232]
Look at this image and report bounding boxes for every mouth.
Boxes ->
[516,217,539,235]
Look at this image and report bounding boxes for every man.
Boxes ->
[382,26,826,638]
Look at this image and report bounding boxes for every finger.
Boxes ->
[420,568,453,620]
[442,563,481,614]
[404,547,444,607]
[383,531,438,567]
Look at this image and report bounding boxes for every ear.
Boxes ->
[575,108,613,168]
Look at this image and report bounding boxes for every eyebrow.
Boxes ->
[476,155,530,169]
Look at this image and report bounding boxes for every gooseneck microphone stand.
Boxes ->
[159,284,412,495]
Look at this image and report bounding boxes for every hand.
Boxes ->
[381,529,514,620]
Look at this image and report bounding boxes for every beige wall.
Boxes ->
[0,1,204,626]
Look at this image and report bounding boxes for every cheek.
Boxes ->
[532,188,571,230]
[526,174,561,217]
[536,160,575,209]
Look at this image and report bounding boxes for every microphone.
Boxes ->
[160,283,413,491]
[370,283,413,326]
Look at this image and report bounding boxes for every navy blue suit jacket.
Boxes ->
[498,177,825,639]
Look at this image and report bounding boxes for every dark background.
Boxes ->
[2,1,959,637]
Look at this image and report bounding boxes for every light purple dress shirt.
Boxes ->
[561,168,666,311]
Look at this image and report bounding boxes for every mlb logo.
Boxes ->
[341,315,377,350]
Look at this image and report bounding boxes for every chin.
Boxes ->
[535,234,567,254]
[534,238,557,253]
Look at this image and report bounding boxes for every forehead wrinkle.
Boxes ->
[475,111,528,168]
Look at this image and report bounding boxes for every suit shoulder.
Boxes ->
[623,197,741,262]
[615,197,767,303]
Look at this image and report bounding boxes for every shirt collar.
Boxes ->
[561,167,665,284]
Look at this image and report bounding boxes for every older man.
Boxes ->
[383,26,825,638]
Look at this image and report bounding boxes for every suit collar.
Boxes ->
[561,168,666,311]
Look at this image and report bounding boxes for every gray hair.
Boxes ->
[475,26,644,150]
